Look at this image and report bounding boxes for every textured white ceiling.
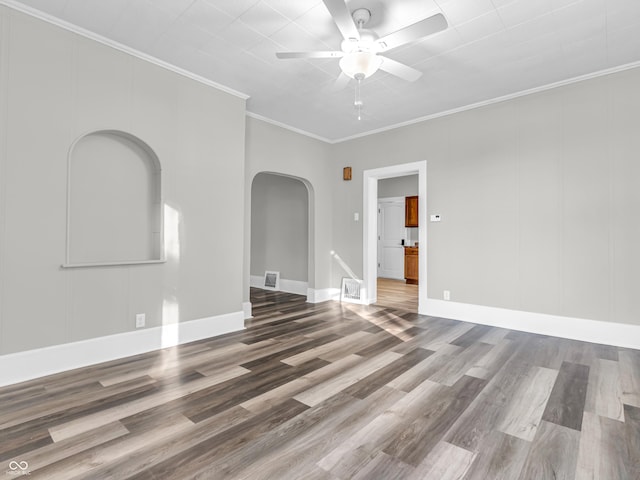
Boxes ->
[5,0,640,141]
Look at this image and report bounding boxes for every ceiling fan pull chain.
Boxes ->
[354,74,364,120]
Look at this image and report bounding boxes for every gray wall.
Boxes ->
[2,3,639,363]
[378,175,418,198]
[331,68,640,326]
[0,7,246,355]
[251,173,309,282]
[244,116,333,301]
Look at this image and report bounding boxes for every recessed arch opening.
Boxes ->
[249,171,315,300]
[64,130,163,267]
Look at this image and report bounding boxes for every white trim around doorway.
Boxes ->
[363,161,427,314]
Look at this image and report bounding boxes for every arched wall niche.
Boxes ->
[64,130,164,267]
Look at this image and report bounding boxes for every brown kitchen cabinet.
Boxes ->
[405,196,418,227]
[404,246,418,284]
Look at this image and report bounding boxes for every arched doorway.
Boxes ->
[250,172,312,298]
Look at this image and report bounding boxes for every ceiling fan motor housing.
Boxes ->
[352,8,371,27]
[341,29,378,53]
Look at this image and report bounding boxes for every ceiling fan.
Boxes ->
[276,0,448,87]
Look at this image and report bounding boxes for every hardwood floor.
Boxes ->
[1,288,639,479]
[376,277,418,312]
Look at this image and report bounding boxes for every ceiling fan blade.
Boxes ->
[376,13,447,52]
[276,51,344,59]
[379,57,423,82]
[332,72,351,91]
[322,0,360,40]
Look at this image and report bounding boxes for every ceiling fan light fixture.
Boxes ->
[339,51,382,79]
[275,1,449,120]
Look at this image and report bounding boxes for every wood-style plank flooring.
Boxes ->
[376,277,418,312]
[1,289,639,479]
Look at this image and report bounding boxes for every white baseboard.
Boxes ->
[279,278,309,295]
[307,287,341,304]
[250,275,308,296]
[425,299,640,350]
[242,301,253,319]
[250,274,269,290]
[0,311,245,387]
[249,275,338,304]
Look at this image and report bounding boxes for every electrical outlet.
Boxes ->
[135,313,146,328]
[443,290,450,301]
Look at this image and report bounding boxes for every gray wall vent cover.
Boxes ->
[263,271,280,290]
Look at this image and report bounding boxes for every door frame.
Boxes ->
[363,161,427,314]
[377,196,407,280]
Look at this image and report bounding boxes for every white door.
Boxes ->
[377,198,406,279]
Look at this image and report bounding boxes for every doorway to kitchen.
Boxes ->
[363,161,427,314]
[376,179,419,312]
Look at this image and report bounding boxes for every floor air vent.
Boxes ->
[263,271,280,290]
[341,277,363,303]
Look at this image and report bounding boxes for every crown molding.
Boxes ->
[333,60,640,143]
[250,60,640,144]
[0,0,250,100]
[245,112,332,144]
[3,0,639,144]
[248,60,640,144]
